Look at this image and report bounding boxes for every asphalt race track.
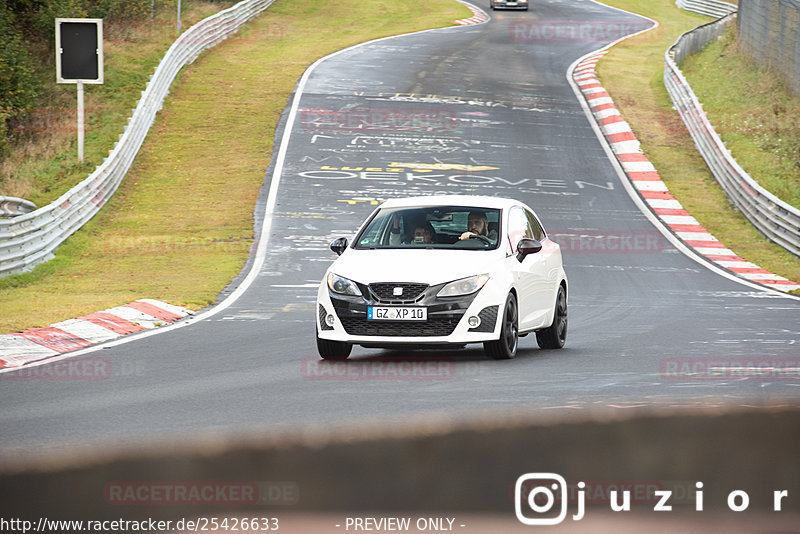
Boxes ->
[1,0,799,458]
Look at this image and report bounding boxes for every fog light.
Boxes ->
[326,314,335,327]
[468,316,481,328]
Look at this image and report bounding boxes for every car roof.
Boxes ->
[378,195,526,210]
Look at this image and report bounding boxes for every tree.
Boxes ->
[0,3,41,156]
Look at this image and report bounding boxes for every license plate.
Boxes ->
[367,307,427,321]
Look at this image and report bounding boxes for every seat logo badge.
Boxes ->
[393,287,403,296]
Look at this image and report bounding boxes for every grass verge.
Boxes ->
[595,0,800,291]
[680,26,800,210]
[0,0,470,333]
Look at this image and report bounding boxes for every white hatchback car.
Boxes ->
[315,196,567,360]
[490,0,529,10]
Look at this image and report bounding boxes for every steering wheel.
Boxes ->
[469,234,492,245]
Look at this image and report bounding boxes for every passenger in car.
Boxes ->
[389,215,437,245]
[410,223,435,244]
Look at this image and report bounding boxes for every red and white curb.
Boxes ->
[0,299,193,368]
[573,50,800,293]
[454,1,490,25]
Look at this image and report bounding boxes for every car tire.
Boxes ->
[484,293,519,360]
[317,334,352,360]
[536,285,567,349]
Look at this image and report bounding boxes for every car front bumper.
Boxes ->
[316,279,504,347]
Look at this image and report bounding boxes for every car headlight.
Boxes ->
[437,274,490,298]
[327,273,362,297]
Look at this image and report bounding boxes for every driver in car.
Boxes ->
[459,210,498,242]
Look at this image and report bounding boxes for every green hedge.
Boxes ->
[1,0,154,156]
[0,4,41,156]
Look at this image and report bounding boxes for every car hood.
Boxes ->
[330,248,502,286]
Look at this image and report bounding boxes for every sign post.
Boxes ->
[77,81,85,161]
[55,18,103,162]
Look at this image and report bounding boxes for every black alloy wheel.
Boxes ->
[485,293,519,359]
[536,285,567,349]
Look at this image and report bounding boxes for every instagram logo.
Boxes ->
[515,473,581,525]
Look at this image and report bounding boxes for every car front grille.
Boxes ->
[339,316,461,337]
[368,282,429,304]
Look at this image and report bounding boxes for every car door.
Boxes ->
[525,208,562,322]
[506,206,551,331]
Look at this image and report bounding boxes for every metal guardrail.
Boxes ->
[664,13,800,257]
[0,0,277,277]
[0,197,37,218]
[676,0,737,19]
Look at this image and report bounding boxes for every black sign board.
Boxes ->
[56,19,103,84]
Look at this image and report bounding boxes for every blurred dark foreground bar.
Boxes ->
[1,405,798,532]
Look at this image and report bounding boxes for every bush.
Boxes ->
[91,0,151,21]
[24,0,151,41]
[0,4,42,156]
[28,0,90,40]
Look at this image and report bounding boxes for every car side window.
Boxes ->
[358,211,391,247]
[507,207,531,254]
[525,210,544,241]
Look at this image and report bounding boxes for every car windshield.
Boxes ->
[354,206,501,250]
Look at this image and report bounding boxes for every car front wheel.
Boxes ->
[316,334,352,360]
[536,285,567,349]
[484,293,519,360]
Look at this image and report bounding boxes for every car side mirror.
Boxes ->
[516,238,542,261]
[330,237,348,256]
